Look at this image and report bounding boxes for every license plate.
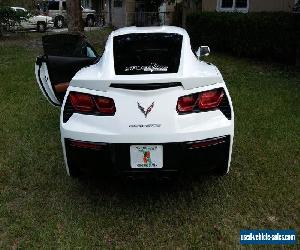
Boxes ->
[130,145,163,169]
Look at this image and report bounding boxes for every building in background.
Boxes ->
[90,0,175,27]
[202,0,296,13]
[0,0,176,27]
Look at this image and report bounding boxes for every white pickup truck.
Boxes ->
[11,7,54,32]
[39,1,96,28]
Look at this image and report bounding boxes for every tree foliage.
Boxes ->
[294,0,300,12]
[0,6,25,35]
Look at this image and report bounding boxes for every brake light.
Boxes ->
[94,97,116,115]
[69,92,95,112]
[69,92,116,115]
[177,94,197,113]
[198,89,224,110]
[177,89,224,114]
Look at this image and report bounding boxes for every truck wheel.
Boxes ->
[86,16,95,27]
[37,22,46,33]
[55,16,64,29]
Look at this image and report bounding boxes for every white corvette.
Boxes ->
[35,26,234,177]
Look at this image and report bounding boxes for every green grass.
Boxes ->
[0,30,299,248]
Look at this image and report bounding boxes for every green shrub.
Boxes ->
[0,6,26,35]
[186,12,299,64]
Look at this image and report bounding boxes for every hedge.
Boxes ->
[186,12,300,64]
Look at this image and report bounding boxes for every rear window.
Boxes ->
[113,33,183,75]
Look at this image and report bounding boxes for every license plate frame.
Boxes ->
[130,145,163,169]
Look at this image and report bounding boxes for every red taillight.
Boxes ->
[69,92,116,115]
[177,89,224,114]
[94,96,116,115]
[177,94,197,113]
[69,92,95,112]
[198,89,224,110]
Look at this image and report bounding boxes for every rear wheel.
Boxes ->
[37,22,46,33]
[66,155,82,178]
[55,16,64,29]
[214,162,229,176]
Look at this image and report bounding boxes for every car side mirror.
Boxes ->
[196,46,210,59]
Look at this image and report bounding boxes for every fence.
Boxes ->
[125,12,173,27]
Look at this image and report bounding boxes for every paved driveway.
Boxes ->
[50,27,104,33]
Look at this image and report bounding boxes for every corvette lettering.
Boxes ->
[129,124,161,128]
[125,63,168,72]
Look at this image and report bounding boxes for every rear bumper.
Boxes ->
[64,135,231,176]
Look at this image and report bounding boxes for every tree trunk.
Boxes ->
[108,0,112,26]
[67,0,84,33]
[181,0,188,28]
[182,0,202,28]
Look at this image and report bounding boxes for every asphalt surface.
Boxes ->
[50,26,104,33]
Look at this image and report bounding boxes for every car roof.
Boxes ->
[111,26,188,37]
[11,7,27,11]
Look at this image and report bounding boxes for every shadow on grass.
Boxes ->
[72,169,224,208]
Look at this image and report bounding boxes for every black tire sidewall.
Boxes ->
[55,16,64,29]
[86,16,95,27]
[37,22,46,33]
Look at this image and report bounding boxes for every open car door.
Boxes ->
[35,33,98,106]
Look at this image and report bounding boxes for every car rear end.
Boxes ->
[61,82,233,177]
[60,28,234,177]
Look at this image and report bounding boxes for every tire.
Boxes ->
[214,162,229,176]
[37,22,46,33]
[66,156,82,178]
[55,16,64,29]
[86,16,95,27]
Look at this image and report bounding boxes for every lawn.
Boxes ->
[0,30,299,248]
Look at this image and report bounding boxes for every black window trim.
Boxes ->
[217,0,249,12]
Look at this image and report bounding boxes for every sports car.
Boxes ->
[35,26,234,177]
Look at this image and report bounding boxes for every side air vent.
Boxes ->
[63,96,74,123]
[219,93,232,120]
[110,82,182,90]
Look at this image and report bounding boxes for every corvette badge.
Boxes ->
[137,102,154,118]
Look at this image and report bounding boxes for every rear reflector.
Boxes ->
[69,140,106,150]
[187,137,226,149]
